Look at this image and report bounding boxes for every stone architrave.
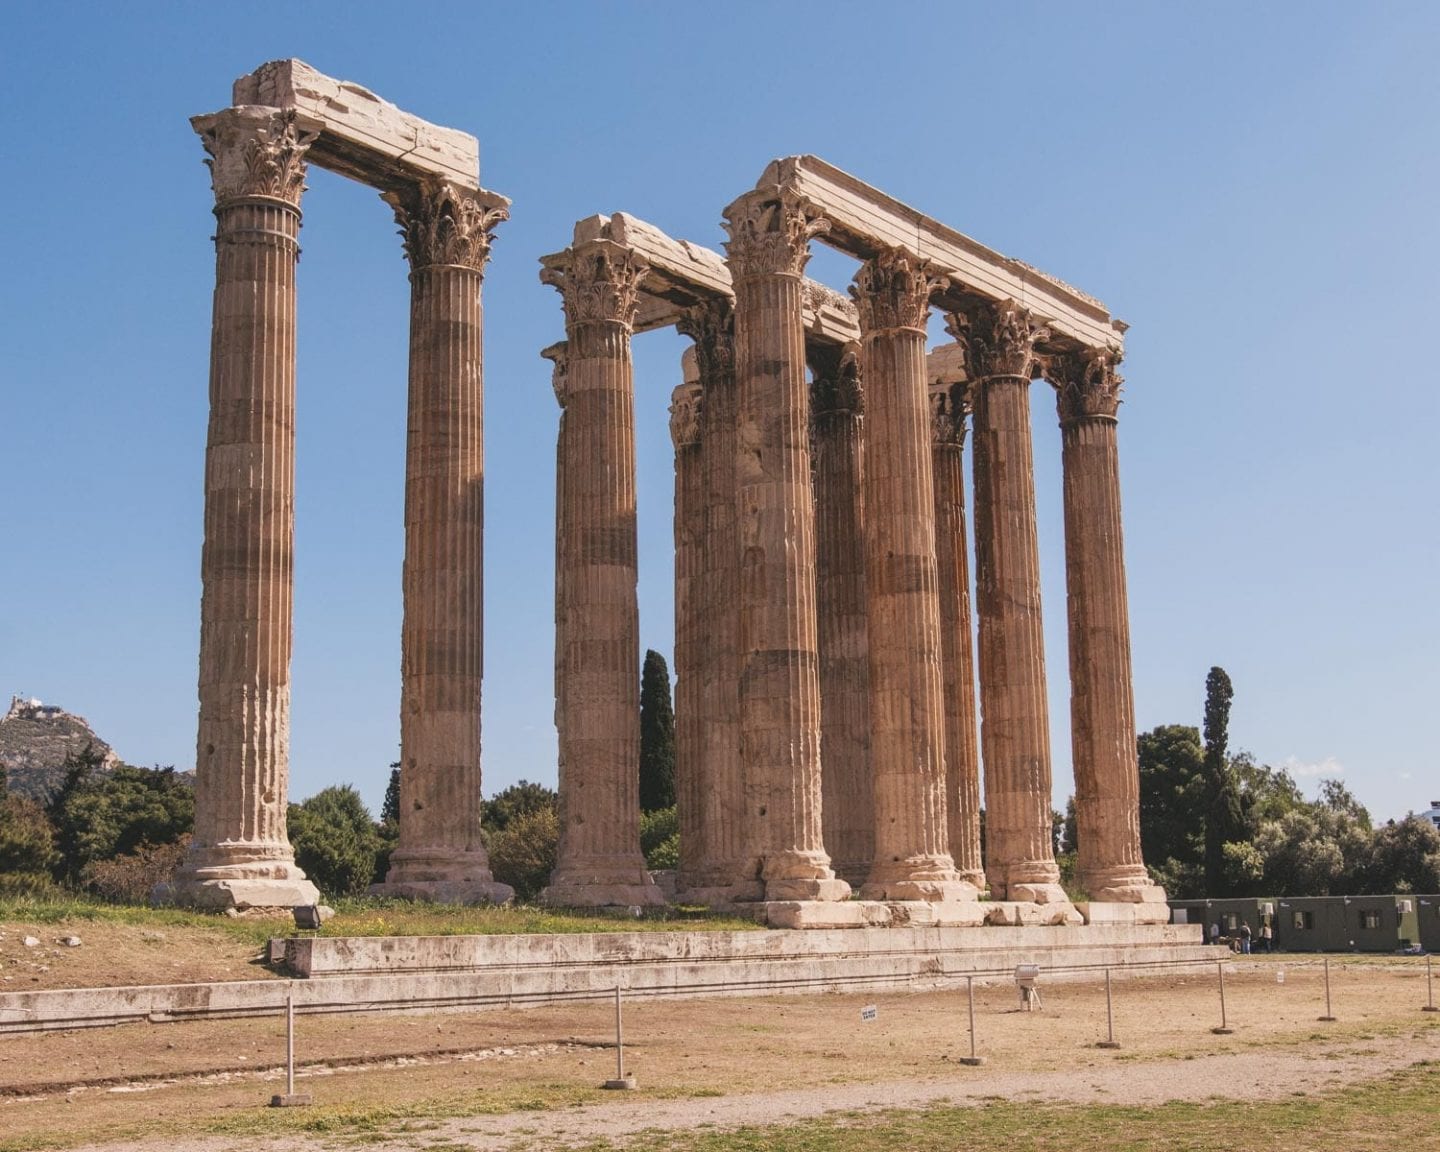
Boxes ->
[1049,349,1166,907]
[722,187,848,903]
[372,180,512,904]
[948,300,1066,904]
[675,300,761,902]
[851,249,972,903]
[809,340,872,889]
[669,367,709,895]
[540,239,662,907]
[160,107,323,911]
[930,379,985,890]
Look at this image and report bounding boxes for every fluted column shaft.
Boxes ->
[165,108,320,910]
[853,251,969,902]
[377,181,511,902]
[1053,352,1162,903]
[670,371,709,891]
[676,303,758,900]
[931,382,985,888]
[810,344,872,888]
[952,302,1065,903]
[723,188,847,902]
[542,240,661,906]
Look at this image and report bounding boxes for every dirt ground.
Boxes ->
[2,956,1437,1150]
[0,921,275,991]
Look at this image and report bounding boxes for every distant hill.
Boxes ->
[0,696,121,802]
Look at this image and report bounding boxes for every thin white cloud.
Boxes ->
[1282,755,1345,779]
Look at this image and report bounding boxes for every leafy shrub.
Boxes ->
[0,792,58,877]
[288,786,384,900]
[85,835,190,904]
[482,781,557,834]
[488,806,558,902]
[49,765,193,887]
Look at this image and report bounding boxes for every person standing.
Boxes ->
[1240,922,1252,954]
[1260,921,1273,953]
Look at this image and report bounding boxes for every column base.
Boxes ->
[541,854,665,908]
[762,876,852,902]
[987,859,1064,902]
[1008,882,1071,905]
[367,880,514,905]
[861,878,980,903]
[379,847,505,887]
[154,841,320,911]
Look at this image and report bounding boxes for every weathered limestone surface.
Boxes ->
[753,156,1127,350]
[809,341,872,888]
[851,249,971,903]
[160,108,321,912]
[372,181,512,905]
[723,187,848,903]
[1049,350,1165,907]
[950,301,1066,905]
[670,366,708,894]
[541,233,662,907]
[675,301,760,902]
[233,59,480,190]
[929,377,985,890]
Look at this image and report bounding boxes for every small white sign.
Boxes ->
[860,1004,878,1022]
[1276,970,1285,984]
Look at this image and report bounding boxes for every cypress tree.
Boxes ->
[639,649,676,812]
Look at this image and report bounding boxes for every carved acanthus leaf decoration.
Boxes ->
[723,187,831,279]
[811,341,864,418]
[669,381,703,449]
[198,108,318,206]
[944,300,1050,380]
[929,380,970,447]
[676,298,735,382]
[540,240,648,329]
[851,247,949,334]
[1048,346,1124,424]
[385,181,508,274]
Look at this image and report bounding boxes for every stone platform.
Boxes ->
[0,922,1209,1035]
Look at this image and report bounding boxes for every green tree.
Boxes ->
[488,806,558,902]
[50,765,194,888]
[1362,815,1440,894]
[380,764,401,831]
[640,806,678,869]
[1137,724,1206,897]
[639,649,676,812]
[287,786,384,899]
[0,791,58,877]
[1201,667,1246,895]
[482,781,557,834]
[1251,781,1372,896]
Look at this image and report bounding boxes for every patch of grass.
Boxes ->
[559,1063,1440,1152]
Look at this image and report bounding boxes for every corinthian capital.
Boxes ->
[1048,346,1124,424]
[676,298,735,381]
[540,240,648,330]
[929,380,970,447]
[723,186,831,280]
[669,382,703,450]
[193,107,320,207]
[944,300,1050,380]
[851,247,949,334]
[384,181,509,275]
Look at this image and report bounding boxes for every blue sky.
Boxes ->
[1,3,1435,825]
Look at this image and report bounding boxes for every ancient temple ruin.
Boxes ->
[160,61,511,909]
[541,157,1169,925]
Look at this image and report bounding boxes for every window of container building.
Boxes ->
[1293,911,1315,930]
[1361,910,1383,930]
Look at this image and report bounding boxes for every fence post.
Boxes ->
[1097,967,1120,1048]
[959,974,984,1065]
[1318,957,1337,1022]
[1211,960,1234,1035]
[602,984,637,1089]
[270,985,312,1107]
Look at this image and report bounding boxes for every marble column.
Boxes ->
[1049,349,1166,909]
[948,301,1066,904]
[675,301,761,901]
[852,250,971,902]
[809,341,872,889]
[372,180,512,904]
[722,187,848,903]
[930,379,986,889]
[540,240,662,907]
[669,368,709,894]
[160,108,322,911]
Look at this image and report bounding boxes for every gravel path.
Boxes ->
[69,1029,1439,1151]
